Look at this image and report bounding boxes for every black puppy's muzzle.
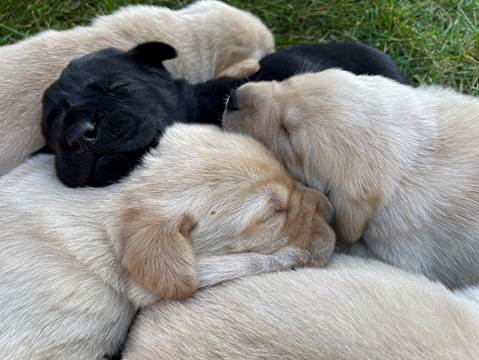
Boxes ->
[226,91,239,111]
[65,120,97,152]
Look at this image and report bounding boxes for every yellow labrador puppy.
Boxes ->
[0,124,334,360]
[223,69,479,289]
[123,255,479,360]
[0,0,274,176]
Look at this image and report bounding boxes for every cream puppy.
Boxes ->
[0,124,334,360]
[0,0,274,176]
[223,69,479,289]
[123,255,479,360]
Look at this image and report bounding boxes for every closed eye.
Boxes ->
[108,82,132,92]
[280,124,291,140]
[262,205,288,224]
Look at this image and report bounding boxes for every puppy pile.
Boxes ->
[0,1,478,359]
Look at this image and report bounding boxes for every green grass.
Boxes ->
[1,0,478,94]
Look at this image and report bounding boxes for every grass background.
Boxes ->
[0,0,477,94]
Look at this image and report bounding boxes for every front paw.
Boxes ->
[263,247,310,272]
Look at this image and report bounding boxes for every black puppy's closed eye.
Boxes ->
[108,82,132,92]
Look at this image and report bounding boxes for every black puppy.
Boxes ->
[42,42,236,187]
[250,42,411,84]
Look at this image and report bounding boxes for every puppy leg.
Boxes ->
[196,247,307,288]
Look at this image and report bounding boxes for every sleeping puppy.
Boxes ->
[223,69,479,290]
[42,42,238,187]
[0,124,335,360]
[43,41,408,188]
[122,255,479,360]
[251,42,411,84]
[0,0,274,176]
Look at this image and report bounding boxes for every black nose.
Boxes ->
[227,91,239,111]
[65,121,97,151]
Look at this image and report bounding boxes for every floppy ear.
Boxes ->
[330,189,380,246]
[307,188,333,223]
[216,58,260,79]
[300,187,335,266]
[127,42,177,68]
[119,206,197,299]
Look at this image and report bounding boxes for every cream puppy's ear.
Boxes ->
[330,189,380,246]
[215,58,260,79]
[308,188,334,222]
[303,188,336,266]
[119,206,197,299]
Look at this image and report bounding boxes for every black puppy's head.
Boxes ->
[42,42,190,187]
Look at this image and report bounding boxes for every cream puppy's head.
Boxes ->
[118,124,335,300]
[179,0,275,79]
[223,70,391,245]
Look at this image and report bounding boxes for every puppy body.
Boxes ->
[252,42,411,84]
[0,0,274,176]
[223,70,479,289]
[0,124,333,359]
[123,255,479,360]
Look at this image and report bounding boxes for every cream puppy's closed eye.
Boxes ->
[223,69,479,290]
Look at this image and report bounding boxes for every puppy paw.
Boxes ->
[264,247,310,272]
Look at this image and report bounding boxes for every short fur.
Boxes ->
[42,42,240,187]
[223,69,479,289]
[0,124,334,360]
[123,255,479,360]
[251,42,411,84]
[0,0,274,176]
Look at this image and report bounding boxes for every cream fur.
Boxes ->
[0,0,274,176]
[223,69,479,289]
[0,124,333,359]
[123,255,479,360]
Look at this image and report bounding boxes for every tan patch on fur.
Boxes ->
[335,191,382,246]
[119,206,198,299]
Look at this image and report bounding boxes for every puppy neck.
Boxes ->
[192,79,241,126]
[168,79,199,124]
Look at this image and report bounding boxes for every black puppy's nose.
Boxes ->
[227,91,239,111]
[65,121,97,151]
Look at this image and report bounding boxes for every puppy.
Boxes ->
[122,255,479,360]
[223,69,479,289]
[42,42,239,187]
[0,0,274,176]
[251,42,411,84]
[0,124,334,360]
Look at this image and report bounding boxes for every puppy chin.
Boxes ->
[55,150,95,188]
[90,153,143,187]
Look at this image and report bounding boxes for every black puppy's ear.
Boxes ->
[127,42,177,68]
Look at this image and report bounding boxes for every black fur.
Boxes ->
[42,42,237,187]
[251,42,411,84]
